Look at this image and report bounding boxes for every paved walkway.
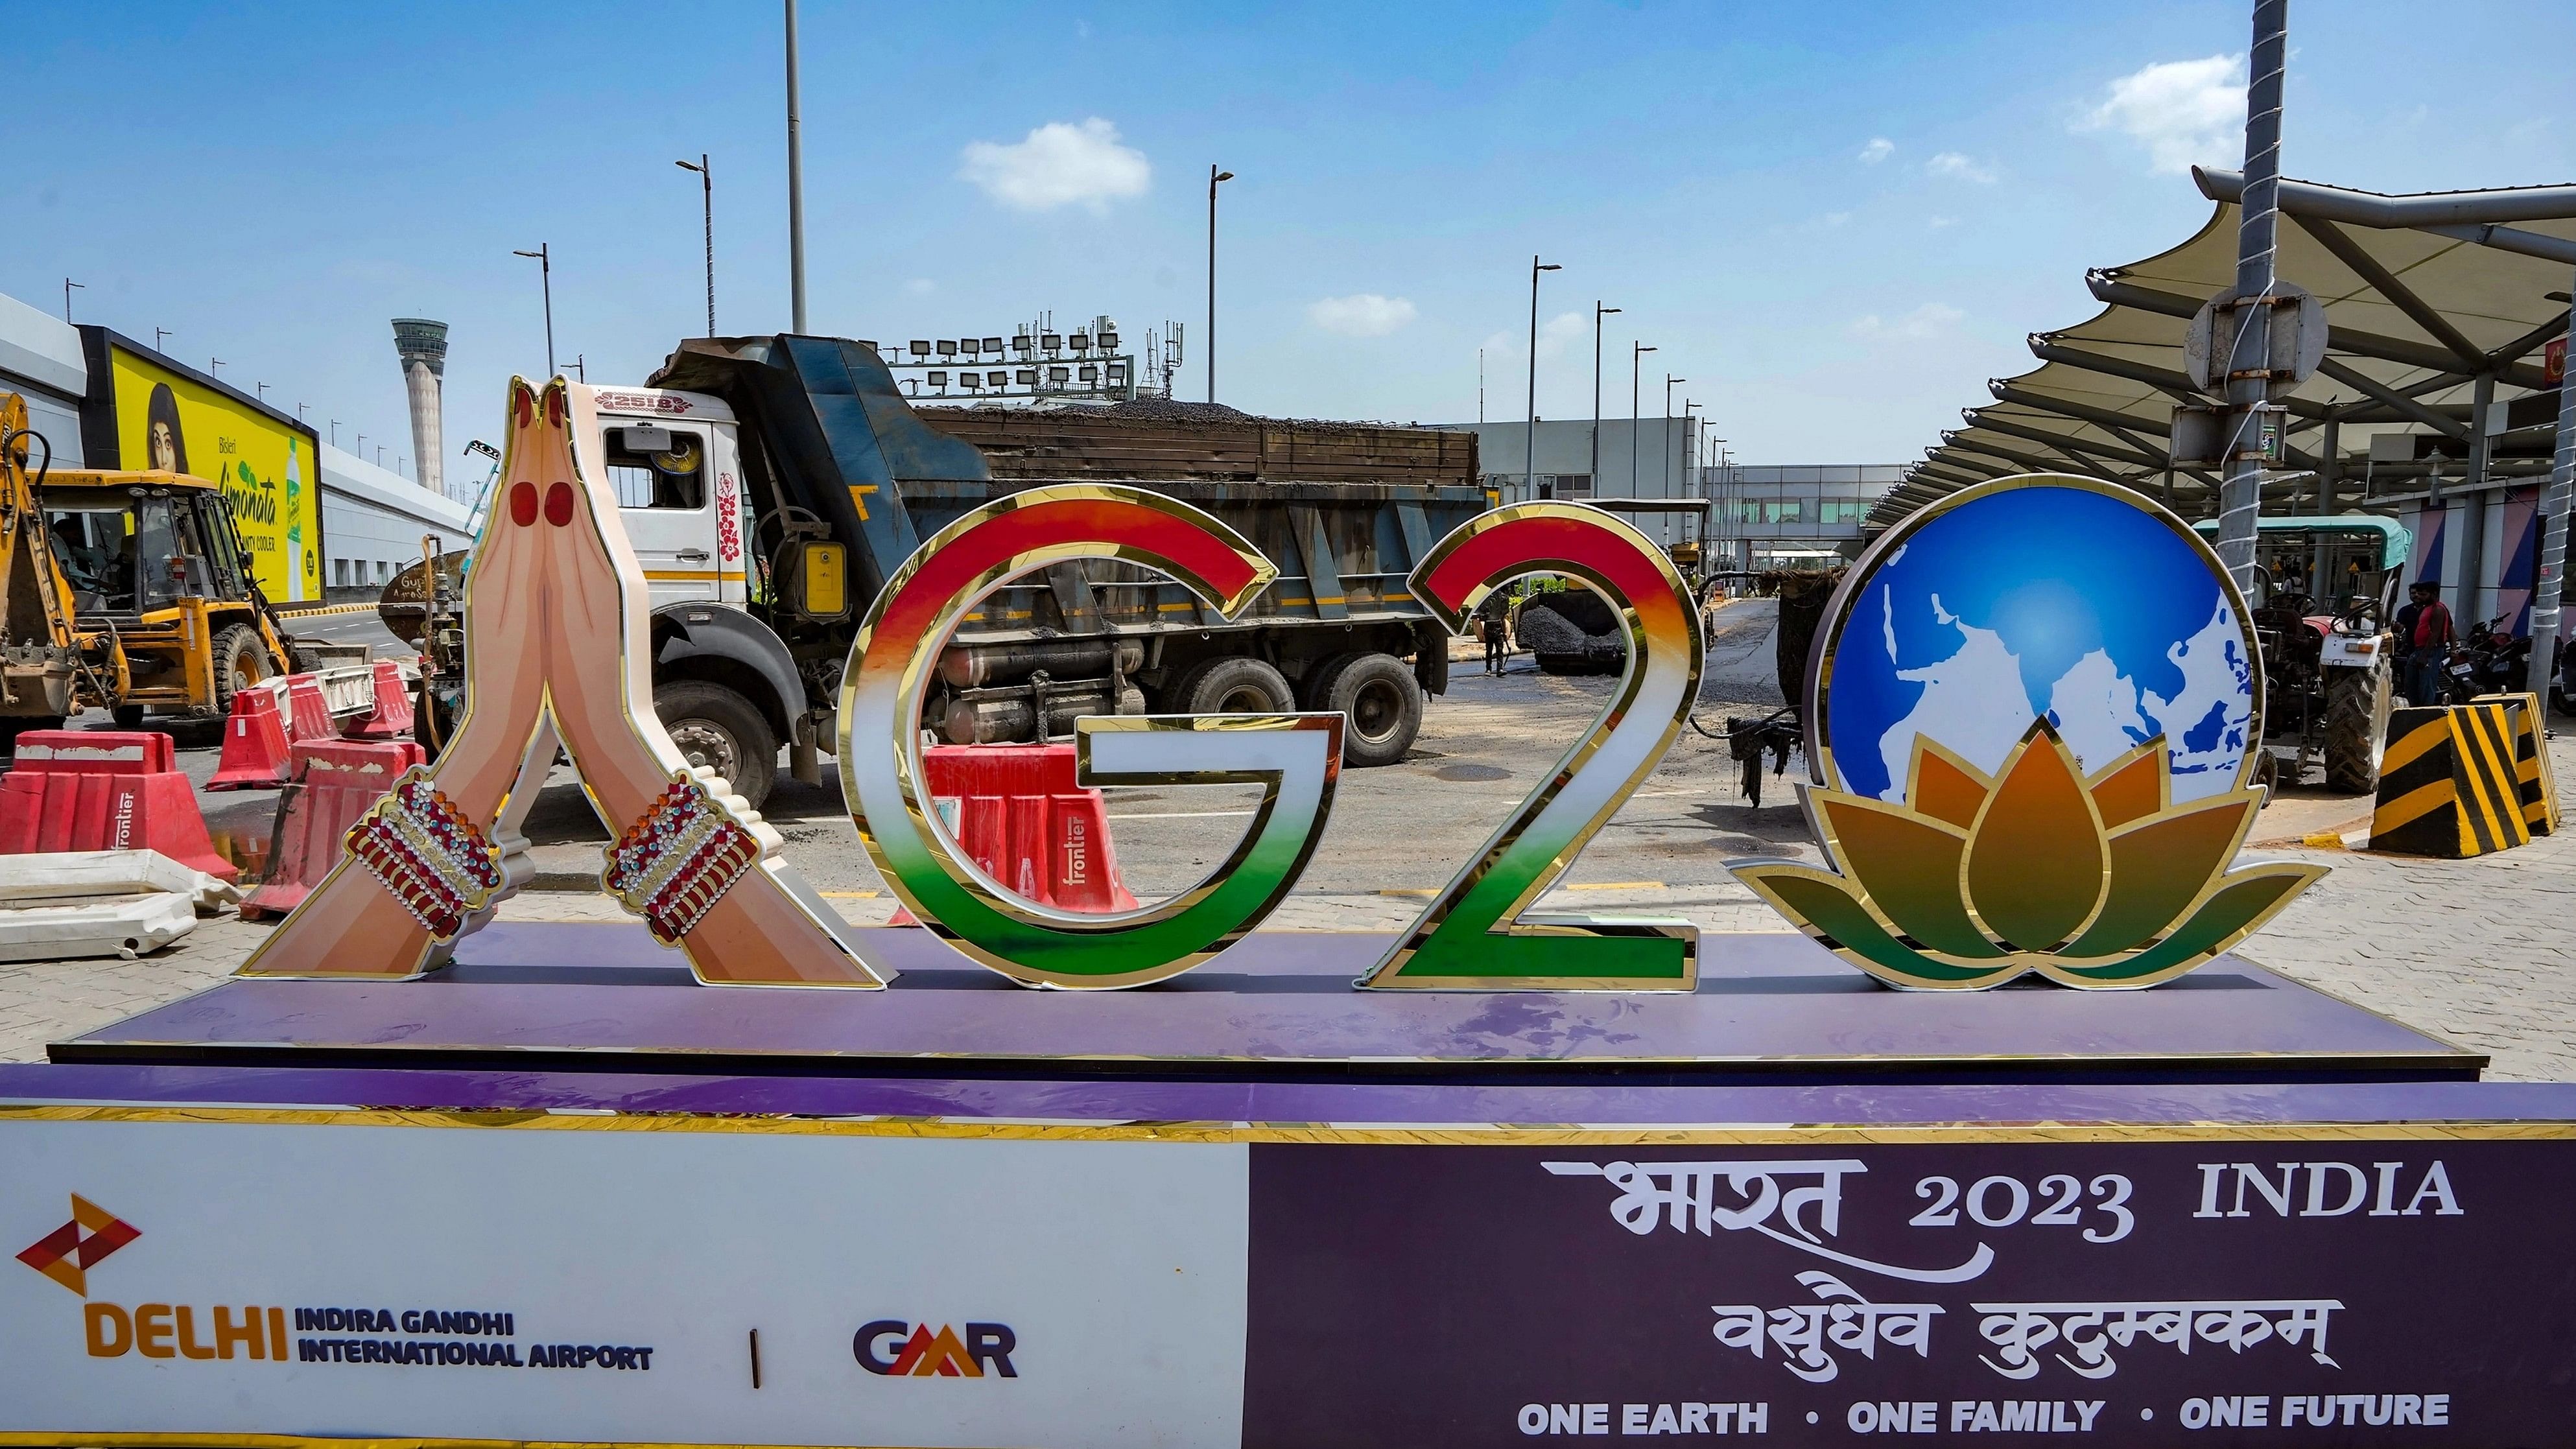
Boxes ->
[4,736,2568,1081]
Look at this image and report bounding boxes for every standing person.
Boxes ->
[1476,588,1511,676]
[2400,582,2455,705]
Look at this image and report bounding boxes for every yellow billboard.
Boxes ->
[106,346,323,602]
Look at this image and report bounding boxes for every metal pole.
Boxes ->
[2523,277,2576,698]
[1631,342,1654,495]
[1663,375,1684,497]
[2455,371,2497,624]
[515,245,555,376]
[539,247,554,377]
[784,0,807,333]
[699,155,715,335]
[2317,411,2341,516]
[1592,307,1603,492]
[1525,257,1558,500]
[2216,0,2288,596]
[1209,167,1233,403]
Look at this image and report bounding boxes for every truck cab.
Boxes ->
[591,388,750,613]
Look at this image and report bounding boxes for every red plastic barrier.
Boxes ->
[206,687,294,790]
[0,730,237,880]
[344,661,416,741]
[919,743,1138,913]
[239,738,428,920]
[283,676,335,745]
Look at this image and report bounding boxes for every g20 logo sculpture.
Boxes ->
[1731,475,2321,990]
[242,383,2310,995]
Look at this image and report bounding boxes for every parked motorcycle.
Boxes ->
[2441,615,2529,704]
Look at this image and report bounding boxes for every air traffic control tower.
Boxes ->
[392,317,449,496]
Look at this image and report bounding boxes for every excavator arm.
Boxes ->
[0,392,90,722]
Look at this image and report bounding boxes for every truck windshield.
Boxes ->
[606,427,707,510]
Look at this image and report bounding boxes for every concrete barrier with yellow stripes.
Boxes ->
[2369,701,2533,858]
[2473,692,2561,837]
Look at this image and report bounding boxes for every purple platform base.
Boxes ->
[10,926,2571,1449]
[49,921,2479,1087]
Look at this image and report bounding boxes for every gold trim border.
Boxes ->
[3,1103,2569,1146]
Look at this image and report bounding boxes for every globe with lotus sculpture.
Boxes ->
[1732,475,2324,990]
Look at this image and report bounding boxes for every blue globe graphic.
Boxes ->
[1819,482,2255,806]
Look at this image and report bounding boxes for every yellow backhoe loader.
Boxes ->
[0,392,313,745]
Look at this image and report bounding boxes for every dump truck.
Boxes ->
[386,335,1488,807]
[0,393,333,746]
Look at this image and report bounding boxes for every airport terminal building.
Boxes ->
[0,289,466,605]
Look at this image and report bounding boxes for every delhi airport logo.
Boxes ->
[855,1319,1019,1378]
[16,1196,140,1297]
[1731,475,2324,990]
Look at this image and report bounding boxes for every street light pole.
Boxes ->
[1592,303,1620,494]
[676,154,715,336]
[1630,342,1656,496]
[783,0,807,333]
[1681,400,1699,548]
[513,244,556,377]
[1207,165,1234,403]
[1663,374,1686,497]
[1526,257,1561,502]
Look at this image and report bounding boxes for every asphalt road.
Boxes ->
[503,598,1826,900]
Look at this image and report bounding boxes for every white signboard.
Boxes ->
[0,1117,1249,1448]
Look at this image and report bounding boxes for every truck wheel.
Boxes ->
[654,679,778,810]
[1176,656,1295,716]
[2323,658,2392,794]
[112,705,147,729]
[1308,652,1424,767]
[210,624,272,718]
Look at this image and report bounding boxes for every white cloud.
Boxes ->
[1850,303,1965,341]
[1483,311,1590,360]
[2077,54,2246,176]
[1818,211,1854,228]
[1858,137,1895,165]
[959,118,1151,212]
[1927,216,1957,230]
[1926,151,1998,184]
[1307,293,1418,338]
[904,278,936,296]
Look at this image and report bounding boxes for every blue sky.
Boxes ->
[5,1,2570,475]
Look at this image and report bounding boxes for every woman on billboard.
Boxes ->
[145,383,190,474]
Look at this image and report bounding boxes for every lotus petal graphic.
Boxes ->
[1731,720,2324,990]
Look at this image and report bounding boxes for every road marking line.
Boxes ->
[818,890,881,899]
[1107,808,1259,819]
[1561,880,1666,891]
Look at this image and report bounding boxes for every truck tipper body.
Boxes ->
[401,334,1487,807]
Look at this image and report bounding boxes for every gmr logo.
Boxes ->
[855,1319,1017,1377]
